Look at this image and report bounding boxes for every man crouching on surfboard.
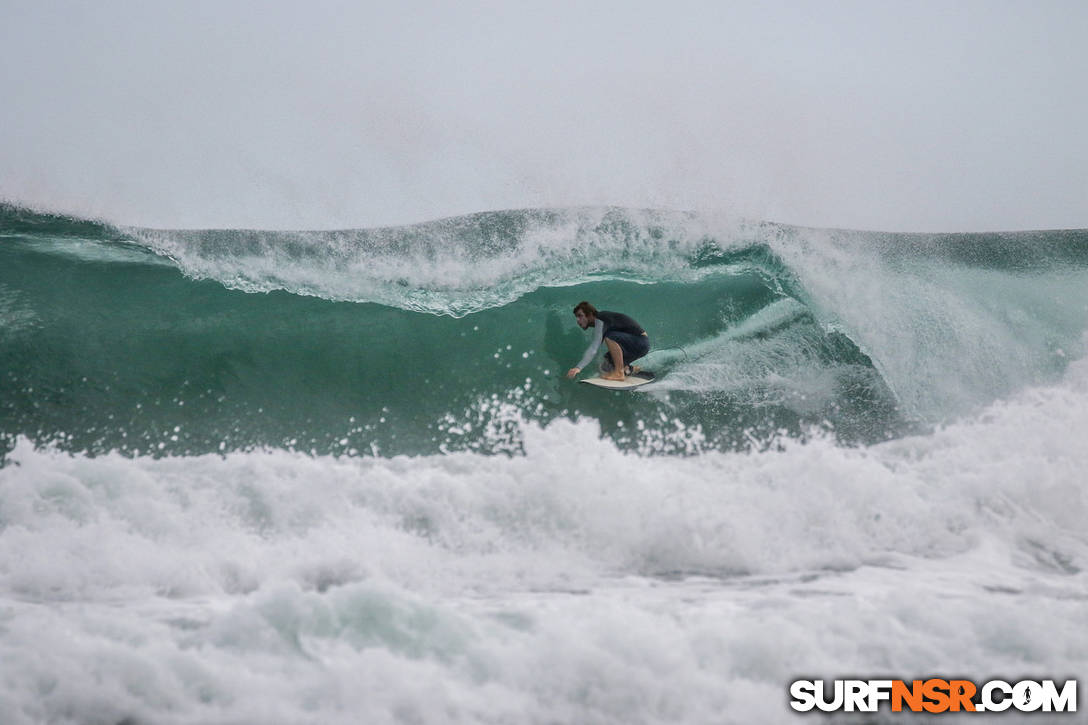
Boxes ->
[566,301,650,381]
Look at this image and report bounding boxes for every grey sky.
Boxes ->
[2,0,1086,231]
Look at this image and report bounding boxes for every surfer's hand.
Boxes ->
[566,367,580,379]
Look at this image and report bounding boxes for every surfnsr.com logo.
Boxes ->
[789,679,1077,714]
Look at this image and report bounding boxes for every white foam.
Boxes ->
[767,227,1088,420]
[2,356,1087,723]
[132,208,732,316]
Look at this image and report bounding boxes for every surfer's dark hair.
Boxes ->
[573,301,597,317]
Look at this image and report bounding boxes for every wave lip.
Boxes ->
[0,201,125,241]
[126,207,752,316]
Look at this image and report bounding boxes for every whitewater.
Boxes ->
[1,203,1087,724]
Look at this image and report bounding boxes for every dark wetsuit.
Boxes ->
[576,310,651,371]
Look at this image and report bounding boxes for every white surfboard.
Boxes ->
[579,370,656,390]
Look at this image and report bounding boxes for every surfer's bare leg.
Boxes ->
[602,338,626,380]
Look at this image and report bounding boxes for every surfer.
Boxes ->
[566,301,650,381]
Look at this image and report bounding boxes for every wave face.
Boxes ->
[3,203,1088,458]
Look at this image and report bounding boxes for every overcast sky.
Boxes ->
[2,0,1086,231]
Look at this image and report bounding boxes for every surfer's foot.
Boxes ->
[602,371,626,381]
[624,365,641,375]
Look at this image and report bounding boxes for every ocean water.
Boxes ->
[1,202,1086,723]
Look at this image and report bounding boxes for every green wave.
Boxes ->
[2,203,1087,458]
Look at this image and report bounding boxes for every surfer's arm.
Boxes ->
[572,319,604,372]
